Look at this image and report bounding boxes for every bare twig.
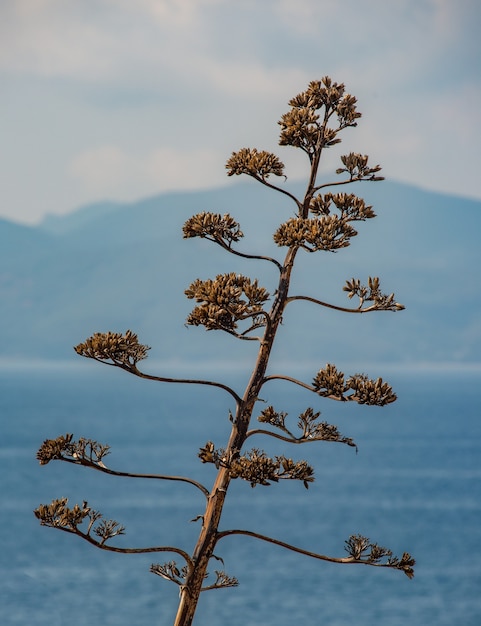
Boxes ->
[130,366,242,406]
[60,457,210,498]
[285,294,395,314]
[213,238,283,272]
[215,529,413,577]
[71,526,194,566]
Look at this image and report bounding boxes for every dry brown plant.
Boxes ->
[35,77,413,625]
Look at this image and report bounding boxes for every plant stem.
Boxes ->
[174,111,324,624]
[173,248,299,626]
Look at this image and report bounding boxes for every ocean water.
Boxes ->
[1,361,480,625]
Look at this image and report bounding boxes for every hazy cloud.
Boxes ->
[69,144,224,199]
[0,0,480,222]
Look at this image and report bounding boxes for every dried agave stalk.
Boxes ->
[36,76,413,626]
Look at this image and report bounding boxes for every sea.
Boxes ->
[1,360,480,625]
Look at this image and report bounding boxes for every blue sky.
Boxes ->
[1,0,480,224]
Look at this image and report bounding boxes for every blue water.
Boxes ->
[1,362,480,625]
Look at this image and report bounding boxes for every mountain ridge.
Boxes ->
[1,179,479,367]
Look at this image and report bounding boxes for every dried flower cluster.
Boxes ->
[37,433,110,467]
[274,191,379,252]
[198,442,314,489]
[34,498,125,545]
[336,152,383,181]
[150,562,239,591]
[34,497,90,530]
[225,147,285,180]
[230,449,314,488]
[185,273,270,332]
[150,561,189,585]
[36,433,74,465]
[278,77,361,158]
[343,276,405,311]
[74,330,150,368]
[258,406,356,448]
[273,215,357,252]
[206,570,240,590]
[312,364,397,406]
[182,212,244,247]
[344,534,415,579]
[309,192,376,220]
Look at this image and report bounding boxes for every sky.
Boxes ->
[1,0,480,225]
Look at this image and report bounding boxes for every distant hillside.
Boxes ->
[1,179,480,369]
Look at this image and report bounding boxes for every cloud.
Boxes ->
[69,144,225,200]
[1,0,480,224]
[110,0,224,24]
[2,0,478,99]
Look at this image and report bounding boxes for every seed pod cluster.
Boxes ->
[273,215,357,251]
[336,152,383,181]
[344,534,415,579]
[278,77,361,157]
[226,147,285,179]
[74,330,150,367]
[182,212,243,245]
[313,364,397,406]
[185,273,269,331]
[37,433,110,466]
[343,276,405,311]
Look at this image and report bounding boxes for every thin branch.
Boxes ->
[200,584,227,592]
[303,106,333,212]
[245,428,295,442]
[245,428,354,448]
[189,308,272,343]
[263,373,375,404]
[261,374,353,403]
[262,374,315,394]
[134,368,241,406]
[285,295,387,314]
[237,310,273,339]
[213,238,283,272]
[92,361,242,405]
[237,309,272,329]
[251,174,303,212]
[200,570,239,592]
[216,529,390,571]
[219,328,262,342]
[312,176,380,194]
[200,582,236,592]
[59,457,210,498]
[57,525,194,567]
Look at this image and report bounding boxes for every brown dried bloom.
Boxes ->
[185,273,269,332]
[309,192,376,221]
[37,434,110,467]
[312,364,397,406]
[34,498,91,530]
[182,212,243,246]
[343,276,405,311]
[257,406,356,449]
[278,77,361,157]
[336,152,384,181]
[273,216,357,252]
[346,374,397,406]
[74,330,150,367]
[37,433,74,465]
[229,449,314,489]
[312,363,347,399]
[345,534,415,579]
[226,148,285,179]
[34,498,125,544]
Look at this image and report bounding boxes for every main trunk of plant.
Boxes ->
[173,249,297,626]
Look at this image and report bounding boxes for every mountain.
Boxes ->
[1,179,480,369]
